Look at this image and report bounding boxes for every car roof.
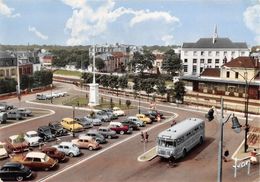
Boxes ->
[26,152,46,159]
[78,135,93,140]
[26,131,37,135]
[60,142,73,146]
[128,116,138,119]
[9,135,19,140]
[62,118,74,121]
[99,126,109,129]
[41,147,56,152]
[3,162,22,168]
[136,114,145,117]
[39,126,51,130]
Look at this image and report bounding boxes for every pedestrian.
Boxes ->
[223,149,229,162]
[140,131,144,142]
[168,155,176,167]
[144,131,149,143]
[250,149,258,165]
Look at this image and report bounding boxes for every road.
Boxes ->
[0,82,259,182]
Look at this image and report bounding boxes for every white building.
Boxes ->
[180,28,250,76]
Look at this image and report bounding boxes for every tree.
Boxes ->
[20,75,34,90]
[156,79,167,97]
[174,81,186,102]
[90,57,105,71]
[161,49,182,76]
[109,75,118,95]
[0,78,17,94]
[33,70,53,86]
[118,76,128,91]
[125,100,131,115]
[141,78,156,101]
[130,50,155,75]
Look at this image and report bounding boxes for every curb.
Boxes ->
[137,147,157,162]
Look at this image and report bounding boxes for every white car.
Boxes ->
[0,142,8,159]
[52,92,60,98]
[112,107,125,116]
[52,142,81,157]
[24,131,42,147]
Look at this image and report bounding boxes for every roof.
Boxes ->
[4,162,23,168]
[222,56,260,69]
[200,68,220,77]
[26,131,37,135]
[0,50,15,59]
[9,135,19,140]
[26,151,46,159]
[158,118,204,139]
[78,135,93,140]
[182,38,248,49]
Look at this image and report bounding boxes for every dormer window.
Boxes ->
[226,71,230,78]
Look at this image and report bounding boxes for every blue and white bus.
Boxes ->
[156,118,205,159]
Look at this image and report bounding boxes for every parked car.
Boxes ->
[0,102,14,111]
[36,93,47,100]
[16,108,32,117]
[147,110,164,119]
[121,120,139,130]
[136,114,152,124]
[60,118,84,132]
[74,117,93,129]
[71,136,101,150]
[83,116,102,126]
[102,109,118,120]
[0,162,33,181]
[58,92,67,97]
[98,126,117,139]
[24,131,42,147]
[142,112,157,122]
[40,147,66,162]
[5,135,29,153]
[52,142,81,157]
[82,130,107,144]
[7,110,23,120]
[0,142,8,159]
[37,126,56,142]
[109,122,132,135]
[0,112,7,124]
[11,151,58,171]
[112,107,125,116]
[127,116,146,127]
[48,122,68,137]
[52,92,60,98]
[95,111,110,122]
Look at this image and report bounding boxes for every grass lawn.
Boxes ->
[54,70,82,77]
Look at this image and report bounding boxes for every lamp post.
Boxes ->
[138,91,141,114]
[228,68,259,152]
[72,105,75,138]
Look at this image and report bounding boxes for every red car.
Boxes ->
[109,122,132,135]
[5,135,29,153]
[41,147,66,162]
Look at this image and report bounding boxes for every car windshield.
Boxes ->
[158,139,176,148]
[44,154,50,162]
[30,134,38,137]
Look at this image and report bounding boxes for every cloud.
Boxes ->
[62,0,180,45]
[243,1,260,43]
[28,26,48,40]
[161,35,174,46]
[0,0,20,18]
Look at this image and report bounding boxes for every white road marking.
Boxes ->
[37,116,177,182]
[0,108,55,130]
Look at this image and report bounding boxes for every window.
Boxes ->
[201,51,204,56]
[215,59,219,64]
[226,71,230,78]
[215,66,219,68]
[235,72,239,79]
[192,65,197,73]
[184,65,188,72]
[33,158,41,162]
[200,67,204,73]
[184,59,188,63]
[193,59,197,63]
[0,70,4,77]
[216,51,220,56]
[208,59,212,64]
[200,59,204,63]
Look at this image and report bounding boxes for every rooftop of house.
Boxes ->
[222,56,260,69]
[200,68,220,77]
[182,38,248,49]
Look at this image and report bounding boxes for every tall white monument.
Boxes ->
[88,45,99,106]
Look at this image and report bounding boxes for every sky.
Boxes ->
[0,0,259,47]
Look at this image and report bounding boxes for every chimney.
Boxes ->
[212,24,218,44]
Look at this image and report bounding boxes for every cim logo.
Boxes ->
[233,159,251,178]
[234,160,250,169]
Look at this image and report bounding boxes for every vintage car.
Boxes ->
[101,109,118,120]
[48,122,68,137]
[16,108,32,117]
[5,135,29,153]
[7,110,23,120]
[0,142,8,159]
[147,110,164,118]
[0,162,33,181]
[60,118,84,132]
[11,151,58,171]
[0,102,14,111]
[74,117,93,129]
[121,120,139,131]
[40,147,66,162]
[127,116,146,127]
[81,130,107,144]
[71,136,101,150]
[142,112,157,122]
[84,116,102,126]
[52,142,81,157]
[109,122,132,135]
[37,126,56,142]
[98,126,117,139]
[136,114,152,124]
[95,111,110,122]
[24,131,42,147]
[112,107,125,117]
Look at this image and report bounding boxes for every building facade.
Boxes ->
[0,51,17,80]
[181,31,250,76]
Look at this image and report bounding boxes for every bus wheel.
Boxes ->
[182,149,187,158]
[199,137,203,145]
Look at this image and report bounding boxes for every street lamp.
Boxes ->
[138,91,141,114]
[207,98,242,182]
[72,105,75,138]
[228,68,259,152]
